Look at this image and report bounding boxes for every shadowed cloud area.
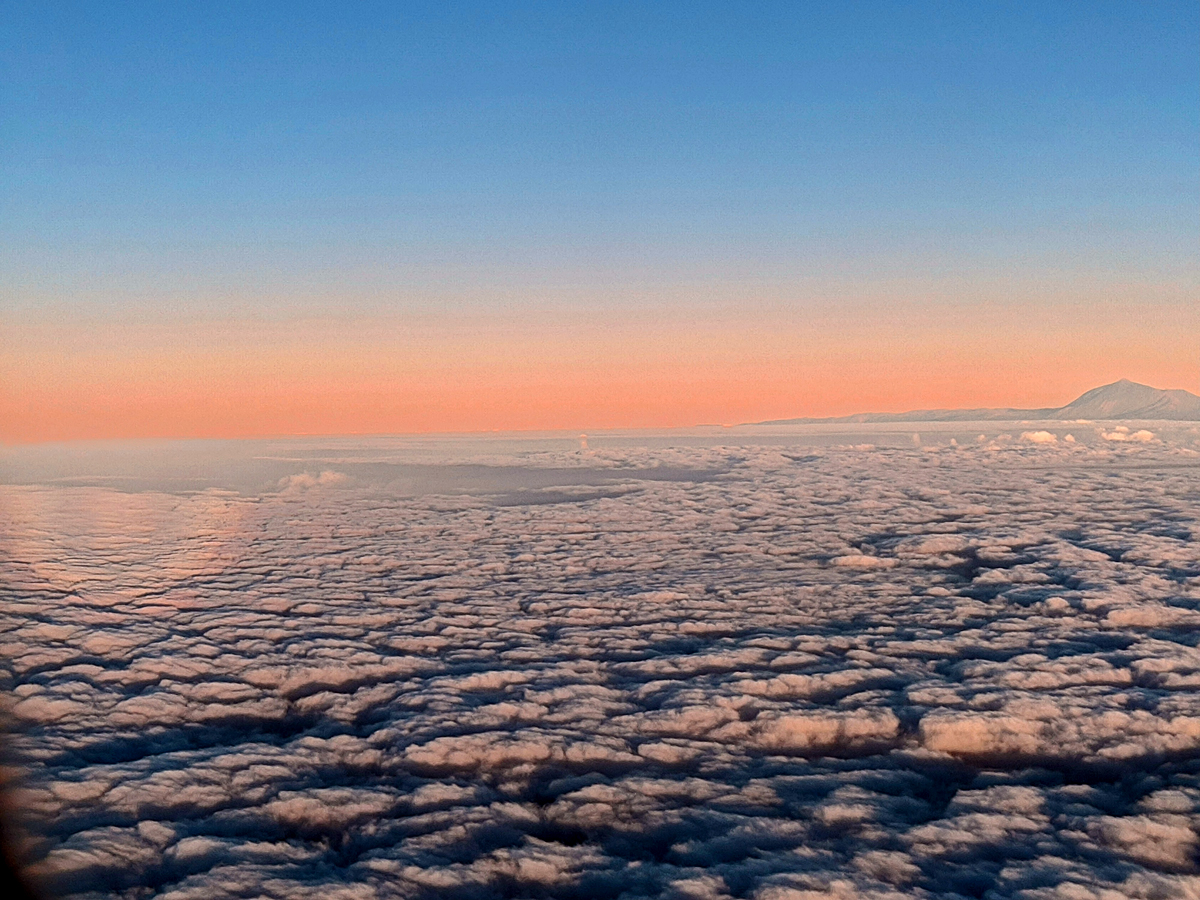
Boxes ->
[2,425,1200,898]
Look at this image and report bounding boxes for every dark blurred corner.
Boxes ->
[0,732,45,900]
[0,826,41,900]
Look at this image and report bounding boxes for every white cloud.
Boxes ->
[4,429,1200,898]
[1101,426,1156,442]
[1021,430,1058,444]
[277,469,349,491]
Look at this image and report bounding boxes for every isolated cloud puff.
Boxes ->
[277,469,349,491]
[1101,426,1156,442]
[1020,430,1058,444]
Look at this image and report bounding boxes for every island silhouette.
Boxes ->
[758,379,1200,424]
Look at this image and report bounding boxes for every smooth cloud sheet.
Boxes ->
[2,427,1200,899]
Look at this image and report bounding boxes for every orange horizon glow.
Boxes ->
[5,294,1197,444]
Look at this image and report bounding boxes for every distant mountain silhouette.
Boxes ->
[1057,380,1200,420]
[758,380,1200,424]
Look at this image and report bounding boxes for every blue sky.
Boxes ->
[4,1,1196,310]
[2,2,1197,441]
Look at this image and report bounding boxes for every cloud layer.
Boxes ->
[2,430,1199,898]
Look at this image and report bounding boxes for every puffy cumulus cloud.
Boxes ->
[748,709,902,755]
[2,428,1200,898]
[1101,426,1156,442]
[919,708,1200,766]
[1021,430,1058,444]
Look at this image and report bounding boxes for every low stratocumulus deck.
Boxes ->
[3,424,1200,899]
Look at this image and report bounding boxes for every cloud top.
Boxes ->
[2,431,1200,898]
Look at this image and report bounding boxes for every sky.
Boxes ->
[2,1,1197,442]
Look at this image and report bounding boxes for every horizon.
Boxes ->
[2,376,1198,447]
[3,2,1198,442]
